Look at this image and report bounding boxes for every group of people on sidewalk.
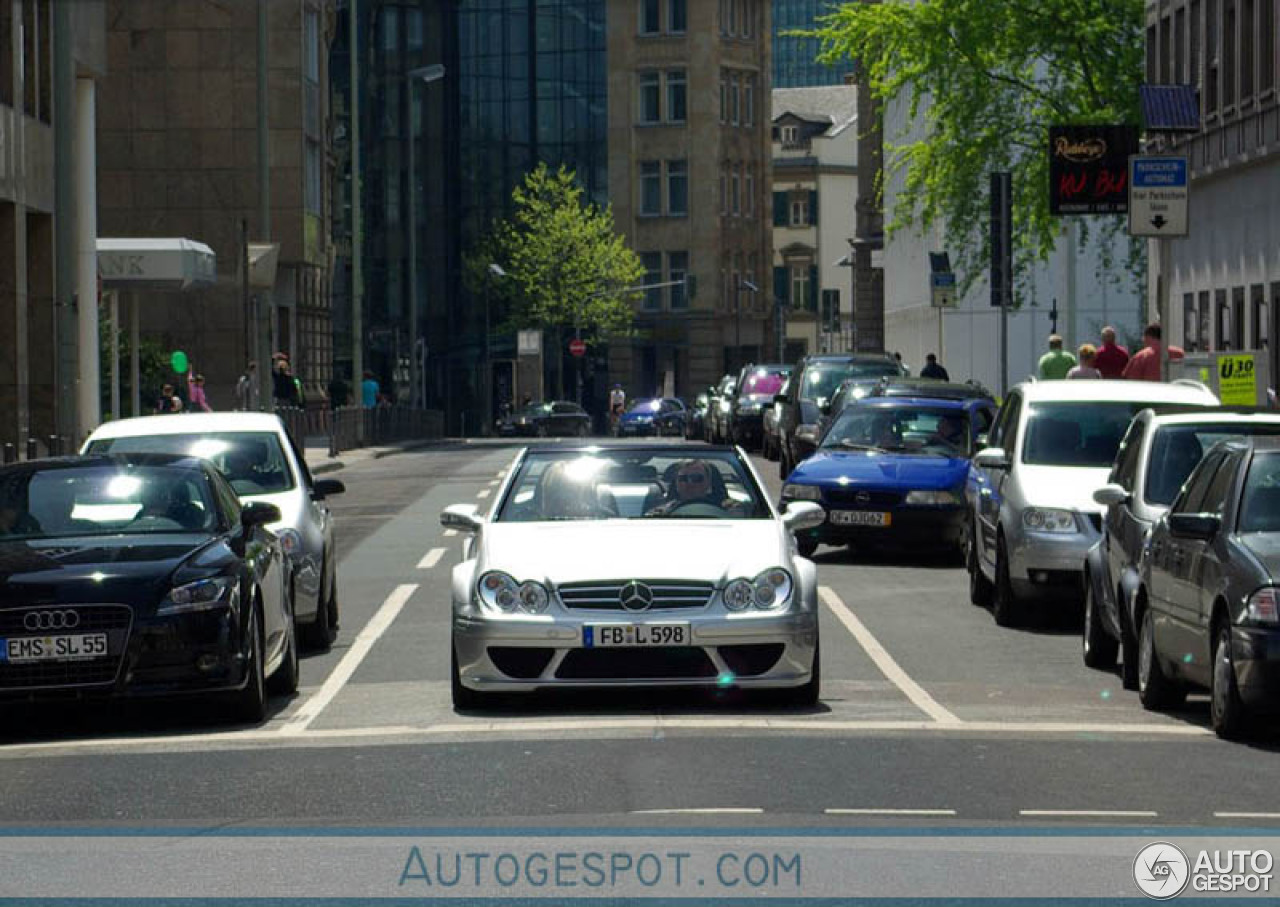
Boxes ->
[154,368,213,415]
[1038,323,1181,382]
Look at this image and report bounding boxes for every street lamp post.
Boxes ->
[739,279,759,370]
[406,63,446,409]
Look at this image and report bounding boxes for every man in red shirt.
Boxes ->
[1122,323,1184,381]
[1093,325,1130,378]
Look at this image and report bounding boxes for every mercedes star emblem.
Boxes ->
[619,581,654,612]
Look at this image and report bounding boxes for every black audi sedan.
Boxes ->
[1137,437,1280,739]
[0,454,293,723]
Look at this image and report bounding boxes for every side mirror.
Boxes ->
[1093,483,1129,508]
[313,478,346,499]
[1168,512,1220,541]
[974,447,1011,470]
[241,501,282,528]
[441,503,483,534]
[782,501,826,533]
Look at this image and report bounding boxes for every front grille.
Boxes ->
[488,647,555,680]
[822,488,902,509]
[556,647,717,680]
[558,580,715,611]
[0,605,131,690]
[718,644,785,677]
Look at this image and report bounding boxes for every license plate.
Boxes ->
[831,510,892,527]
[583,624,689,648]
[0,633,109,663]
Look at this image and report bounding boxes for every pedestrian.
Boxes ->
[1122,323,1185,381]
[919,353,950,381]
[1094,326,1130,378]
[235,361,258,411]
[272,355,298,407]
[187,371,213,411]
[1038,334,1077,380]
[893,351,910,375]
[1067,344,1102,379]
[361,371,380,408]
[327,375,350,409]
[155,383,182,414]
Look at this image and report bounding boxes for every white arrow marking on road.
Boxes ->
[279,583,418,735]
[417,548,447,570]
[819,586,961,726]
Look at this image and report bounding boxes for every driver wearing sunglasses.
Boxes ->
[645,460,744,516]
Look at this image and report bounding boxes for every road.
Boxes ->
[1,440,1278,829]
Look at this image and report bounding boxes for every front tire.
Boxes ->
[777,645,820,707]
[1137,607,1185,711]
[268,590,300,696]
[301,559,337,651]
[229,600,266,724]
[991,536,1021,627]
[452,644,498,711]
[1211,622,1249,739]
[1082,576,1118,669]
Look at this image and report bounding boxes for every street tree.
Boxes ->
[807,0,1144,292]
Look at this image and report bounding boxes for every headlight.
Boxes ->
[782,483,823,501]
[1245,587,1280,625]
[276,528,302,556]
[1022,508,1077,533]
[158,576,237,616]
[477,572,549,614]
[796,424,818,443]
[718,400,731,412]
[725,569,793,612]
[904,490,962,506]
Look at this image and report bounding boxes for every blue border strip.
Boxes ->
[0,900,1244,906]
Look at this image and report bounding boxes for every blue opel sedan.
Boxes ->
[779,397,996,557]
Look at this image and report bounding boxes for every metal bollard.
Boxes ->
[27,438,38,461]
[3,444,13,464]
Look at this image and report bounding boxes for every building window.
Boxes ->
[1261,0,1275,93]
[791,263,811,312]
[719,168,727,214]
[1252,284,1268,350]
[731,165,740,215]
[744,75,755,125]
[666,70,687,122]
[1200,290,1212,350]
[1184,293,1200,352]
[666,160,688,215]
[1174,8,1186,83]
[727,0,737,35]
[1232,286,1246,349]
[1241,0,1255,100]
[780,124,799,145]
[668,0,686,33]
[740,0,751,37]
[1160,15,1171,82]
[639,161,661,216]
[305,140,323,214]
[1216,288,1230,349]
[1191,0,1203,90]
[719,0,729,35]
[1223,0,1237,107]
[745,165,755,217]
[730,73,740,124]
[638,71,661,123]
[719,72,727,122]
[640,0,660,35]
[668,252,689,309]
[790,193,809,226]
[641,253,663,311]
[1207,0,1219,114]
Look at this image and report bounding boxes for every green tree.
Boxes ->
[468,164,645,395]
[98,328,169,421]
[807,0,1144,294]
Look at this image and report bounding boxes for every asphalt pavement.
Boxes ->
[2,439,1278,830]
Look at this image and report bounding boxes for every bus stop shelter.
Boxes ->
[97,238,217,418]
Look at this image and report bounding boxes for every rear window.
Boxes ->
[1146,424,1280,506]
[85,431,296,495]
[1021,403,1153,467]
[1239,453,1280,532]
[800,362,901,401]
[740,371,786,396]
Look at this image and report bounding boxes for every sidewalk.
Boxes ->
[302,437,451,475]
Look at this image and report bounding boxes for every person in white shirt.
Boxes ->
[1066,343,1103,379]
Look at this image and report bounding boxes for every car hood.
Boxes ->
[791,450,970,490]
[621,411,656,422]
[480,521,789,584]
[1014,464,1114,514]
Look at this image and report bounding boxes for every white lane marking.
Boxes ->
[477,489,490,499]
[1019,810,1158,818]
[416,548,447,570]
[278,584,419,736]
[819,586,961,726]
[443,529,458,537]
[824,808,957,816]
[632,808,763,815]
[487,479,500,487]
[1214,812,1280,819]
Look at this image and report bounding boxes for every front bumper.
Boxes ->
[1007,525,1099,598]
[1230,624,1280,712]
[801,506,966,549]
[453,609,818,692]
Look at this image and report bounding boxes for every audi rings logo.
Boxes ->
[1134,842,1190,899]
[619,581,654,613]
[23,609,80,631]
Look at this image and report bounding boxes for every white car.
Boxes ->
[83,412,344,650]
[967,379,1219,627]
[440,444,826,709]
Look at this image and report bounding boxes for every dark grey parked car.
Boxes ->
[1135,436,1280,739]
[1084,410,1280,688]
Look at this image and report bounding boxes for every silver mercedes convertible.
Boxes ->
[440,445,825,709]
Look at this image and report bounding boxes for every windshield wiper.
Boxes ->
[828,441,883,452]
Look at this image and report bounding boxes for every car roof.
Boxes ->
[85,412,287,440]
[851,396,971,412]
[0,452,210,474]
[803,353,897,365]
[522,443,738,455]
[1142,408,1280,428]
[1012,378,1218,405]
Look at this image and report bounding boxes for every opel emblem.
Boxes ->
[855,491,871,505]
[619,581,654,612]
[23,609,80,631]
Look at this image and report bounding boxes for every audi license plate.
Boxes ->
[0,634,109,663]
[584,624,689,648]
[830,510,892,527]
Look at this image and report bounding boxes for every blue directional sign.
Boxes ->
[1129,155,1188,237]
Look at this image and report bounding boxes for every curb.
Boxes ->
[310,460,346,475]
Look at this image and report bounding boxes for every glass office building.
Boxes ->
[772,0,846,88]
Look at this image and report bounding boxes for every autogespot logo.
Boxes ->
[1134,842,1190,899]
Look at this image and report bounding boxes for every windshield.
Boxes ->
[1146,424,1280,506]
[800,362,901,401]
[496,451,768,521]
[1240,453,1280,532]
[627,399,662,413]
[85,431,296,495]
[822,405,970,457]
[740,371,786,396]
[1022,402,1162,468]
[0,464,217,539]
